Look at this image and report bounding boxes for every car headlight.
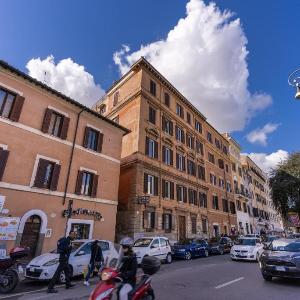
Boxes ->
[94,288,114,300]
[101,271,113,281]
[43,258,59,266]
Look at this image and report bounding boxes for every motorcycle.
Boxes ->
[0,247,29,293]
[89,253,160,300]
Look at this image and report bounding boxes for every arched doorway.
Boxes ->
[19,215,41,258]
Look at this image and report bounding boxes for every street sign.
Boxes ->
[137,195,150,204]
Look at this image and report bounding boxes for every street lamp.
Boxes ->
[288,68,300,99]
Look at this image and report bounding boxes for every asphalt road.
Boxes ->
[1,254,300,300]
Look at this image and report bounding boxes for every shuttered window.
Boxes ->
[162,116,173,135]
[33,158,61,191]
[212,195,219,210]
[198,165,205,181]
[162,179,174,199]
[176,185,187,202]
[83,126,104,153]
[187,160,196,176]
[191,216,197,234]
[113,91,119,106]
[143,210,155,229]
[230,201,236,214]
[199,193,207,208]
[41,108,70,140]
[162,213,172,232]
[145,137,158,159]
[0,87,25,122]
[164,93,170,107]
[202,218,208,233]
[195,120,202,133]
[222,199,229,212]
[176,153,186,172]
[149,106,156,124]
[150,80,156,96]
[162,146,173,165]
[143,173,159,196]
[75,170,98,197]
[188,189,197,205]
[196,140,204,155]
[176,103,184,118]
[0,148,9,181]
[187,134,194,149]
[175,126,185,143]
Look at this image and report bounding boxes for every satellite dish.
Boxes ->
[288,68,300,99]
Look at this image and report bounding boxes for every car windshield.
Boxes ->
[271,240,300,252]
[50,241,84,254]
[133,238,153,247]
[237,239,257,246]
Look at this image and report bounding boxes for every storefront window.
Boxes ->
[71,223,91,239]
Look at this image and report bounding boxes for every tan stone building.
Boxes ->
[94,58,237,242]
[0,60,128,257]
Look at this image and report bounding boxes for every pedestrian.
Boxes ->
[84,240,104,286]
[47,231,77,293]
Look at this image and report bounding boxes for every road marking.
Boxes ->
[215,277,244,289]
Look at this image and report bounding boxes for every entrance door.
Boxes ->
[213,225,219,237]
[20,215,41,258]
[178,216,186,242]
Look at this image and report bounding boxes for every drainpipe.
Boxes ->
[224,168,231,234]
[62,109,84,206]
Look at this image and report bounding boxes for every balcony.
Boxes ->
[234,188,251,200]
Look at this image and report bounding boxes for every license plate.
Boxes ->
[275,266,285,272]
[18,265,24,274]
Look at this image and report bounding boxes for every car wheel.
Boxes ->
[58,266,73,284]
[165,253,172,264]
[219,248,224,255]
[185,251,192,260]
[204,249,209,257]
[262,274,272,281]
[256,253,260,262]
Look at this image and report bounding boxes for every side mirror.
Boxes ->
[76,250,85,256]
[151,244,159,249]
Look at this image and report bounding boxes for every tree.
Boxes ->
[269,152,300,219]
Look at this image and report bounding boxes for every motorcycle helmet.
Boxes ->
[120,237,134,248]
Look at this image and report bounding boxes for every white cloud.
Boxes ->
[113,0,272,132]
[246,150,289,174]
[26,55,104,107]
[246,123,280,146]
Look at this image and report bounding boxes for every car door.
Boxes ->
[149,238,161,259]
[159,238,168,260]
[73,242,92,275]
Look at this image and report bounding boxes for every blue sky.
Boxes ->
[1,0,299,171]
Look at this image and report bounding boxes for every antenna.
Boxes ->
[43,71,47,84]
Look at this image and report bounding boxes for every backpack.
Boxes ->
[57,237,67,254]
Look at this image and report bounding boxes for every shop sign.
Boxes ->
[45,229,52,238]
[137,196,150,204]
[0,217,20,240]
[62,208,102,221]
[0,196,5,212]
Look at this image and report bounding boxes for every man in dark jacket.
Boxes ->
[118,237,138,300]
[84,240,104,286]
[47,231,77,293]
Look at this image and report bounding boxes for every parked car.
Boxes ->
[132,237,172,264]
[208,237,233,255]
[25,239,118,283]
[262,235,280,247]
[259,239,300,281]
[230,237,263,261]
[172,239,209,260]
[244,234,260,238]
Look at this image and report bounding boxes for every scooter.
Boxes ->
[0,247,29,293]
[89,255,160,300]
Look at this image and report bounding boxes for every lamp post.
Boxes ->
[288,68,300,99]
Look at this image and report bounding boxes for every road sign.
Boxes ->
[137,195,150,204]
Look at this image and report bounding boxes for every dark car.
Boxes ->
[172,239,209,260]
[259,239,300,281]
[262,235,280,247]
[208,237,233,255]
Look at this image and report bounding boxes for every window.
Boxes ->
[222,199,229,212]
[176,153,186,171]
[219,178,225,189]
[223,146,228,155]
[162,116,173,135]
[162,146,173,165]
[150,80,156,96]
[215,138,221,149]
[195,120,202,133]
[33,158,61,191]
[210,173,217,185]
[162,179,174,199]
[145,137,158,159]
[189,189,197,205]
[176,185,187,202]
[243,202,247,213]
[0,87,25,122]
[80,172,93,196]
[144,173,158,196]
[232,163,236,172]
[226,182,232,192]
[196,140,204,155]
[230,202,236,214]
[143,211,155,229]
[175,126,185,143]
[202,218,208,234]
[208,152,215,164]
[164,92,170,107]
[71,225,91,240]
[99,104,106,115]
[176,103,184,118]
[212,195,219,210]
[149,106,156,124]
[187,112,191,125]
[225,164,229,173]
[207,131,212,143]
[218,159,224,169]
[187,134,194,149]
[191,216,197,234]
[84,127,103,152]
[113,91,119,106]
[0,147,9,181]
[162,214,172,232]
[75,170,98,197]
[238,167,242,177]
[236,200,242,211]
[198,165,205,181]
[199,193,207,207]
[187,159,196,176]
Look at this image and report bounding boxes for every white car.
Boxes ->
[230,237,263,261]
[25,239,118,283]
[132,237,172,264]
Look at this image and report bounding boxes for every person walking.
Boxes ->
[84,240,104,286]
[47,231,77,293]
